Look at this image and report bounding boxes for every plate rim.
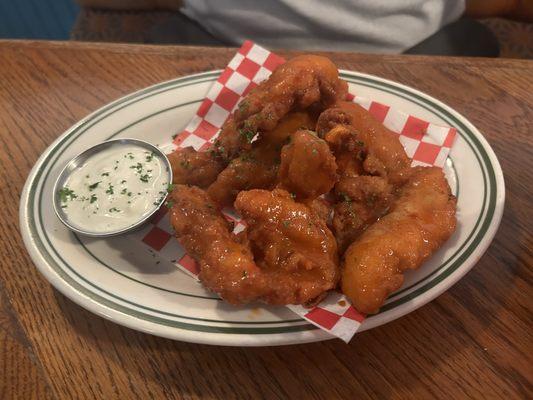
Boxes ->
[19,69,505,346]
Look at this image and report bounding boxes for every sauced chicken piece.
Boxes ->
[235,189,339,305]
[170,56,346,189]
[168,147,224,188]
[169,185,268,304]
[317,101,411,185]
[317,103,412,250]
[333,175,393,252]
[170,185,339,305]
[304,197,332,224]
[278,130,338,201]
[342,167,457,314]
[321,124,393,251]
[207,112,315,207]
[213,55,348,159]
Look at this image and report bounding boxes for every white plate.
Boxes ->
[20,70,505,346]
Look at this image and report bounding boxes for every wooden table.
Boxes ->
[0,40,531,399]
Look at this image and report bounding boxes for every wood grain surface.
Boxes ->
[0,40,531,400]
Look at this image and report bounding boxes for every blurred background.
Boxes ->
[0,0,531,58]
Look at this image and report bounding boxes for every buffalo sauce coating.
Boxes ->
[207,112,316,207]
[235,189,339,305]
[169,185,269,304]
[170,185,339,305]
[213,54,348,159]
[278,130,338,201]
[317,101,412,185]
[341,167,457,314]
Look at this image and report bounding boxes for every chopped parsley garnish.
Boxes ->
[145,152,155,162]
[127,192,132,197]
[140,174,150,183]
[356,140,365,147]
[109,207,120,213]
[88,181,101,191]
[239,125,255,143]
[58,187,77,202]
[172,133,178,140]
[121,180,127,184]
[106,184,114,195]
[85,174,90,178]
[130,163,143,171]
[90,194,97,204]
[61,204,67,209]
[311,148,318,155]
[101,172,110,177]
[341,193,352,203]
[238,100,249,113]
[282,220,290,228]
[121,188,128,194]
[127,152,134,159]
[166,183,175,193]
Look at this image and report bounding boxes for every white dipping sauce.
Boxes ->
[58,144,170,233]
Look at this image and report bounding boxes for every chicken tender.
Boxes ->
[207,112,315,207]
[278,130,338,201]
[170,56,346,189]
[317,101,411,185]
[170,186,339,305]
[168,147,224,188]
[213,55,348,159]
[333,175,393,252]
[235,189,339,305]
[169,185,268,304]
[317,102,412,250]
[341,167,457,314]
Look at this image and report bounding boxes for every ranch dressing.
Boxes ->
[57,144,170,233]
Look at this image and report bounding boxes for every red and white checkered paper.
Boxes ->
[130,41,457,343]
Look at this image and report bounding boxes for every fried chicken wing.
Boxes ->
[169,185,268,303]
[333,175,393,252]
[168,147,224,188]
[169,55,345,189]
[278,130,338,201]
[207,112,315,207]
[235,189,339,304]
[317,101,411,185]
[213,55,348,159]
[317,102,412,250]
[341,167,457,313]
[170,186,339,305]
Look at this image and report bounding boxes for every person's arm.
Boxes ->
[465,0,533,21]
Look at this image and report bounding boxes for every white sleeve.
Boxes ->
[182,0,465,53]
